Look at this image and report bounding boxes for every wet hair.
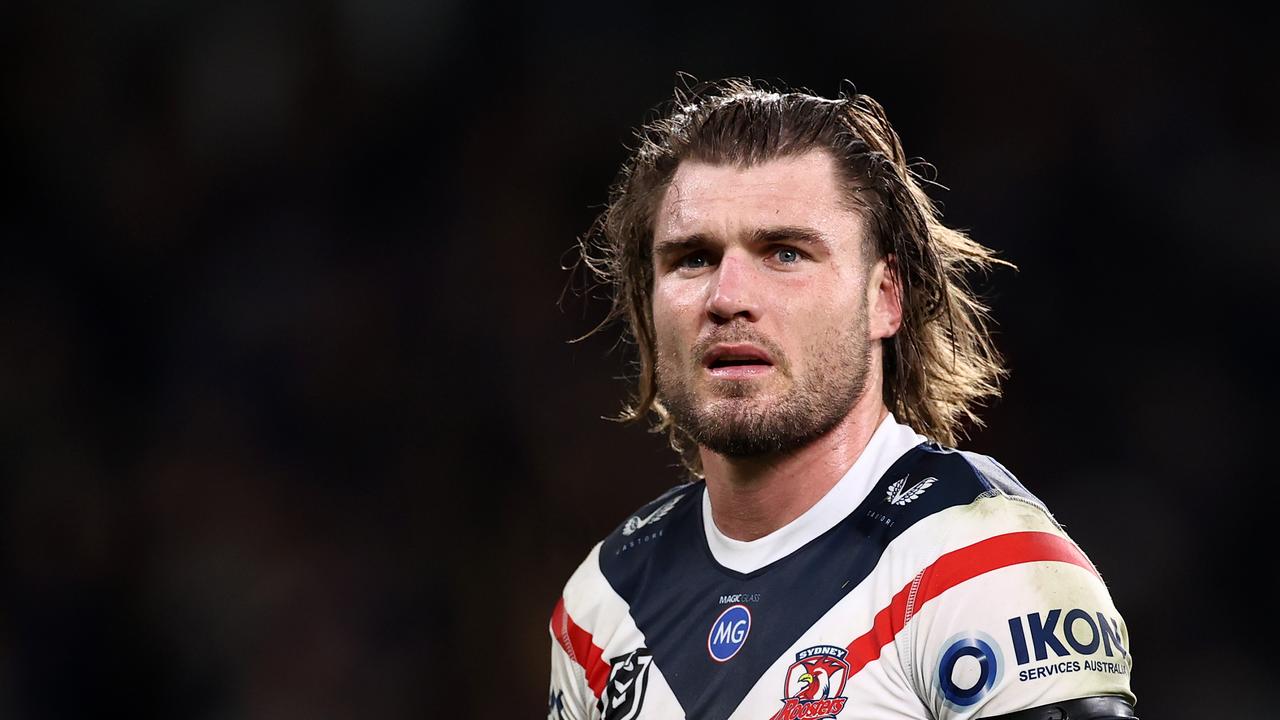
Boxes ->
[574,78,1010,471]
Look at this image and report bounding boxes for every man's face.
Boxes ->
[650,150,884,458]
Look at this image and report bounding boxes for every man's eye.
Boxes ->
[678,251,711,269]
[774,247,802,264]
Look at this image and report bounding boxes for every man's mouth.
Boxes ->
[703,344,775,378]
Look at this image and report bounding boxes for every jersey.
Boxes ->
[548,416,1135,720]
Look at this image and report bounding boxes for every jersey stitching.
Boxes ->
[555,612,579,665]
[903,570,924,626]
[1005,494,1063,529]
[900,569,925,682]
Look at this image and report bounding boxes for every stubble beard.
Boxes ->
[655,314,872,458]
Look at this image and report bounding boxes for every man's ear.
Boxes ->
[868,254,903,340]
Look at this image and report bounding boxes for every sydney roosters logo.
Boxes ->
[769,646,850,720]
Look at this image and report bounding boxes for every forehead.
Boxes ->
[654,150,862,243]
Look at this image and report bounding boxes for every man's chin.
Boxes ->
[700,394,776,414]
[700,377,779,401]
[694,409,841,459]
[690,417,802,458]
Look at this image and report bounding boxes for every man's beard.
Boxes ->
[655,316,871,458]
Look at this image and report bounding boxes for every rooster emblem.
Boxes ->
[794,655,846,700]
[771,646,851,720]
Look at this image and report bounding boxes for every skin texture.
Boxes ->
[651,150,903,541]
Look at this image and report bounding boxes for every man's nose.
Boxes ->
[705,254,762,323]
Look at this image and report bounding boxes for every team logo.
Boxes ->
[769,646,850,720]
[885,474,937,506]
[598,649,652,720]
[622,495,683,536]
[937,632,1003,708]
[707,604,751,662]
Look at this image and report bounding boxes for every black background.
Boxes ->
[3,2,1275,718]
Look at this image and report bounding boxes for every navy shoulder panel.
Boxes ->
[929,444,1047,510]
[872,442,1045,521]
[598,481,703,566]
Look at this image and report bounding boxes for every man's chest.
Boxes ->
[586,558,923,720]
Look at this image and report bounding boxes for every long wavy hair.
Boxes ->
[574,78,1010,474]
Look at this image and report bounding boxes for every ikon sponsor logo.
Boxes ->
[1007,608,1131,682]
[1007,608,1128,665]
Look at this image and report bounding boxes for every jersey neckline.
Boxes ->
[700,413,928,575]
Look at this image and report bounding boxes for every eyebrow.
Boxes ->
[652,233,712,259]
[748,225,831,250]
[652,225,832,258]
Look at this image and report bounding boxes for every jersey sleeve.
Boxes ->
[894,494,1136,719]
[549,625,596,720]
[547,484,697,720]
[548,544,608,720]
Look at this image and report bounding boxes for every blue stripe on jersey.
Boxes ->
[596,442,1044,719]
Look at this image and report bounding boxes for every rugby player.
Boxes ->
[549,79,1137,720]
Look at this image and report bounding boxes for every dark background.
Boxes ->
[3,2,1275,718]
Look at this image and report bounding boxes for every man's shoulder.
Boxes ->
[590,481,704,583]
[551,482,703,640]
[605,481,703,542]
[892,442,1051,518]
[556,482,703,590]
[874,442,1069,566]
[889,448,1135,717]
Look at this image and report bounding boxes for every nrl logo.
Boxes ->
[598,648,653,720]
[622,495,683,536]
[885,474,937,506]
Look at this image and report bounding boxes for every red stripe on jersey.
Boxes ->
[844,530,1096,678]
[551,597,610,698]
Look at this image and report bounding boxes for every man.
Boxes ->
[549,80,1136,720]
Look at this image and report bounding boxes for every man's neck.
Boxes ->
[700,398,889,542]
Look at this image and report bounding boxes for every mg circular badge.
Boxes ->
[706,604,751,662]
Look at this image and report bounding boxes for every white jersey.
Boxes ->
[549,416,1135,719]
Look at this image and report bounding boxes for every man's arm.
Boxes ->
[895,495,1137,719]
[548,596,602,720]
[548,635,594,720]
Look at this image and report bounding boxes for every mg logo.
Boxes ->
[707,604,752,662]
